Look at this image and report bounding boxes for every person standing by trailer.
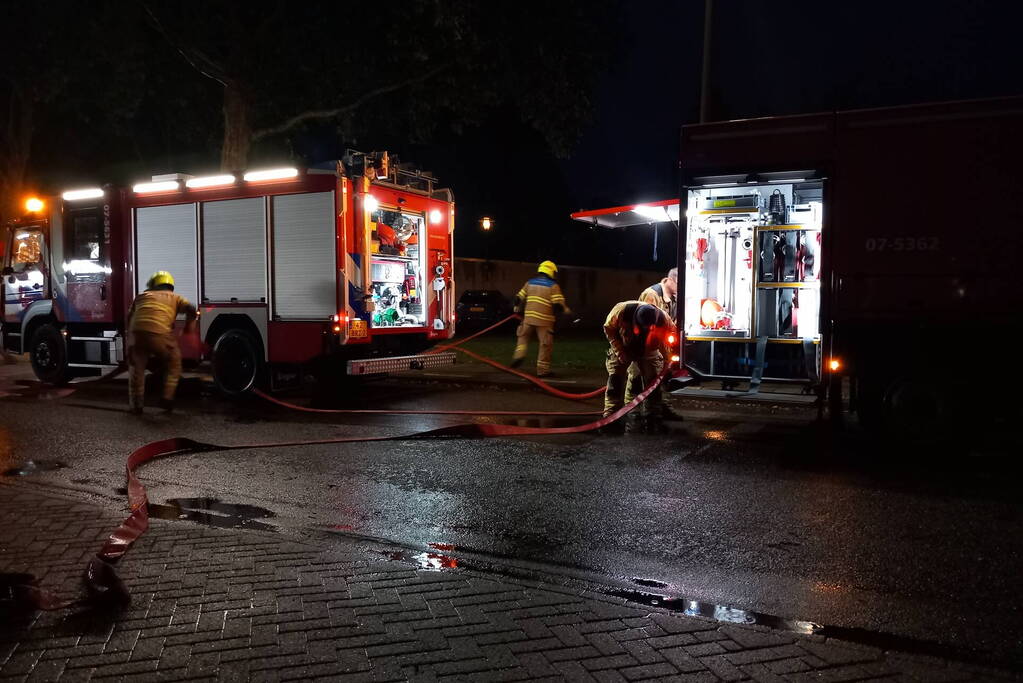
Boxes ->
[639,267,678,320]
[127,271,197,414]
[602,301,672,433]
[510,260,571,377]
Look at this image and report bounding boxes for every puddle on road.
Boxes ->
[608,587,820,635]
[2,459,67,477]
[382,549,459,571]
[147,497,277,532]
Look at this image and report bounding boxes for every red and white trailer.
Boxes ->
[573,97,1023,434]
[2,153,457,392]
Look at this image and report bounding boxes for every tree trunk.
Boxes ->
[220,80,252,172]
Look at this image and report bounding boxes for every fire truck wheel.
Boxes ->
[29,324,70,385]
[212,329,264,396]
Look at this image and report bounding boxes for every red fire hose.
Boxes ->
[2,372,657,610]
[8,317,673,609]
[250,314,606,413]
[433,314,605,400]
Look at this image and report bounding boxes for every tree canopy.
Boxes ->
[0,0,617,219]
[141,0,617,169]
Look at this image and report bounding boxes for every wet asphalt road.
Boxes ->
[2,365,1021,669]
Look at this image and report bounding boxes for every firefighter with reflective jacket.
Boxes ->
[602,301,673,432]
[510,260,571,377]
[639,267,677,320]
[127,271,197,414]
[627,267,678,410]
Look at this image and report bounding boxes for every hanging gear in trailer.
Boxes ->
[572,96,1023,436]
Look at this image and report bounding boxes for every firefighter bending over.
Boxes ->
[602,301,673,433]
[510,260,571,377]
[127,271,197,414]
[626,267,678,414]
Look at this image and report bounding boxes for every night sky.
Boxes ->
[446,0,1023,271]
[11,1,1022,272]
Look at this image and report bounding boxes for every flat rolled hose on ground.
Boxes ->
[13,372,659,610]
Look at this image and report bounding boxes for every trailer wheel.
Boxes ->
[211,329,264,395]
[29,324,70,385]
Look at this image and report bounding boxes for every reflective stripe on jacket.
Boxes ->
[129,290,195,334]
[515,275,568,326]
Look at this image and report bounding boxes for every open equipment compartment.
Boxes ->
[684,176,824,383]
[367,206,426,328]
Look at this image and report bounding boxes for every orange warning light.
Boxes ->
[828,358,841,372]
[25,197,44,213]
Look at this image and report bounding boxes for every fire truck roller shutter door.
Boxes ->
[202,198,267,303]
[136,204,199,306]
[272,192,336,319]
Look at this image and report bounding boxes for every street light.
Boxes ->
[480,216,493,231]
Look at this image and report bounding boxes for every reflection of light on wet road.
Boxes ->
[609,588,820,636]
[414,552,459,570]
[703,430,728,441]
[813,581,845,593]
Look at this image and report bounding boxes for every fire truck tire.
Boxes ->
[29,324,71,386]
[211,329,264,396]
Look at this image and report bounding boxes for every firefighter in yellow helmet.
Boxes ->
[510,260,571,377]
[126,271,197,414]
[602,301,673,433]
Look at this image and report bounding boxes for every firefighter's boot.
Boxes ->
[158,398,174,413]
[509,357,524,369]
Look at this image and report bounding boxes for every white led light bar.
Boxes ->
[243,167,298,182]
[62,188,104,201]
[186,174,236,189]
[133,180,180,194]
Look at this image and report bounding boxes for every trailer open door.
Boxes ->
[571,171,826,396]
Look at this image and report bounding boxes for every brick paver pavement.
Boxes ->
[0,481,1011,682]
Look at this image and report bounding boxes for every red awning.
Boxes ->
[570,198,680,228]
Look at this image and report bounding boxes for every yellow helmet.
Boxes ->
[538,260,558,278]
[147,271,175,289]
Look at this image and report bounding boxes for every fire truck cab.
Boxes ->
[1,152,457,392]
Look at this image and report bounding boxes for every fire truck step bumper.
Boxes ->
[347,352,456,376]
[671,386,819,405]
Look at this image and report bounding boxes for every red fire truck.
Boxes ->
[2,152,457,392]
[573,97,1023,435]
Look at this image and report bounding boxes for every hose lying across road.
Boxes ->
[432,314,606,401]
[252,313,605,413]
[8,318,674,610]
[17,373,659,610]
